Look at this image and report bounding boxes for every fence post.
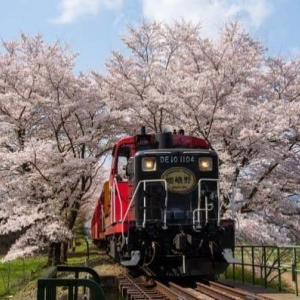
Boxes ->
[241,247,245,284]
[68,286,74,300]
[293,248,298,296]
[252,246,255,285]
[233,247,236,281]
[7,261,11,294]
[85,238,90,261]
[277,247,281,292]
[263,246,267,289]
[75,270,79,300]
[22,258,25,283]
[37,284,45,300]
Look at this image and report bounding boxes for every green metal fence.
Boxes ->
[37,265,105,300]
[224,245,300,296]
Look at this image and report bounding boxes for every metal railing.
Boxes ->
[223,245,300,296]
[37,265,105,300]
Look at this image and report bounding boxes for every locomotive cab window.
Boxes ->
[116,146,131,181]
[126,157,134,178]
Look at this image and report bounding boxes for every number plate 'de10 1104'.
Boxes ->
[159,155,195,164]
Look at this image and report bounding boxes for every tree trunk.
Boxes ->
[72,239,76,253]
[61,241,68,263]
[47,243,55,266]
[54,242,61,265]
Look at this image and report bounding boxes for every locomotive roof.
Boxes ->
[135,148,216,156]
[114,133,209,149]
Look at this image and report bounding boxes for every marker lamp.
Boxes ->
[142,157,157,172]
[198,157,212,171]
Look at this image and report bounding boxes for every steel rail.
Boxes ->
[209,281,272,300]
[154,281,184,300]
[196,281,273,300]
[168,282,210,300]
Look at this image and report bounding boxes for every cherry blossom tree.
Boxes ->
[102,20,300,244]
[102,21,198,134]
[1,20,299,262]
[0,35,117,263]
[236,56,300,243]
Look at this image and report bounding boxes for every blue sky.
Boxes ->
[1,0,300,73]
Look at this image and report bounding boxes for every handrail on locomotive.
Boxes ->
[112,177,124,223]
[120,178,168,242]
[113,177,221,241]
[194,178,220,231]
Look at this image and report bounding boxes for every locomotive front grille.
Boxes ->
[138,180,219,227]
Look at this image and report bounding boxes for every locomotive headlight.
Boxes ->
[198,157,213,171]
[142,157,157,172]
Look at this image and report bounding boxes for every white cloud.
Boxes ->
[142,0,273,37]
[53,0,124,24]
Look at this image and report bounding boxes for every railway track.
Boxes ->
[167,281,213,299]
[117,272,273,300]
[195,281,272,300]
[117,273,176,299]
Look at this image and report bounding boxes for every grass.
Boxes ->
[66,241,100,266]
[0,255,46,297]
[0,239,100,298]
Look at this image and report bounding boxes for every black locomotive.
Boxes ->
[91,128,236,278]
